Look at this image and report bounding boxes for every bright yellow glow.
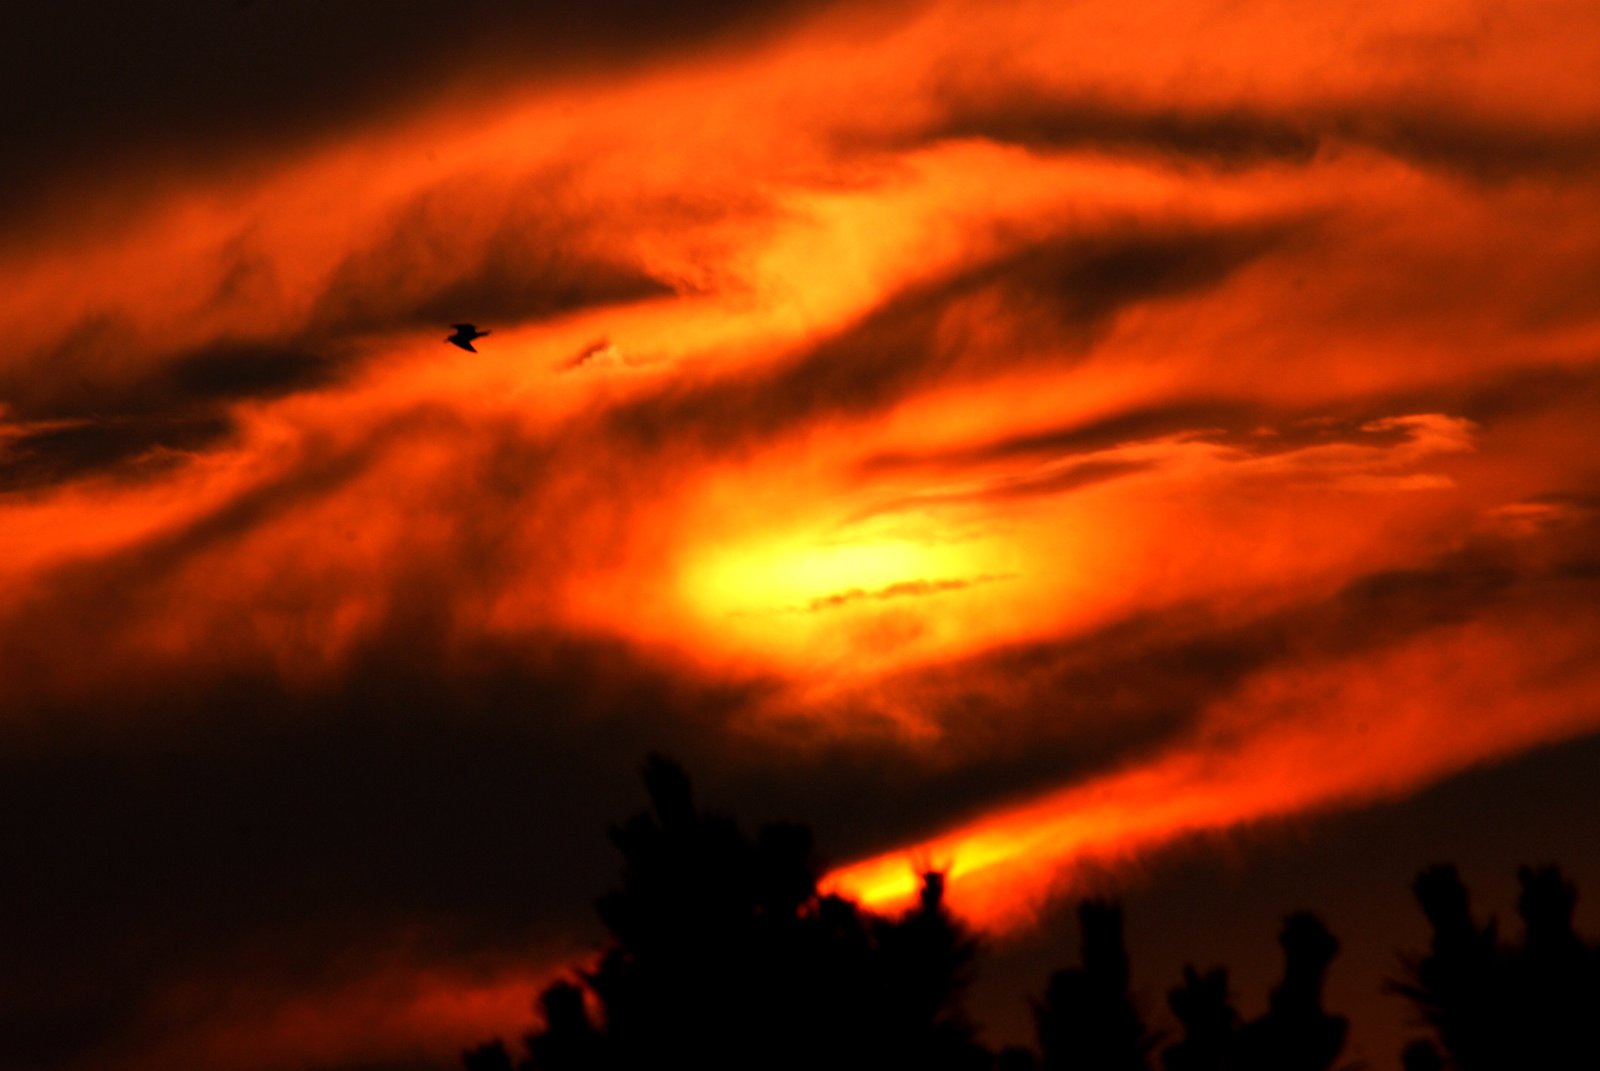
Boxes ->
[686,537,937,616]
[663,512,1032,680]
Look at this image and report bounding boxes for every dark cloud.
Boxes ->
[602,219,1302,455]
[307,176,682,336]
[730,609,1278,852]
[796,574,1011,613]
[5,326,341,423]
[1444,364,1600,425]
[852,456,1156,520]
[919,96,1323,168]
[0,0,850,241]
[857,401,1260,474]
[0,629,770,1071]
[906,91,1600,180]
[0,339,343,491]
[0,411,451,696]
[166,343,337,402]
[2,166,705,495]
[846,394,1480,523]
[563,338,624,371]
[0,414,229,493]
[850,366,1600,506]
[1331,111,1600,182]
[766,514,1600,858]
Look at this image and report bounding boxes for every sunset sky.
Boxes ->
[6,2,1600,1068]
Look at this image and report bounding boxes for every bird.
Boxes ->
[446,323,490,352]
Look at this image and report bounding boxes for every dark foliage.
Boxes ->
[1233,913,1347,1071]
[1157,914,1346,1071]
[473,754,988,1071]
[1392,862,1600,1069]
[1162,966,1236,1071]
[467,758,1598,1071]
[1034,899,1158,1071]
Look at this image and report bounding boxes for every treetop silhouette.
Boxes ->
[1392,861,1600,1070]
[466,757,1596,1071]
[469,753,987,1071]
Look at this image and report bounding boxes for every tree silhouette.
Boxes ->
[1033,898,1159,1071]
[1393,862,1600,1069]
[1513,864,1598,1068]
[464,757,1599,1071]
[1233,913,1346,1071]
[469,754,989,1071]
[1400,1038,1445,1071]
[1390,864,1505,1070]
[1156,914,1346,1071]
[462,1039,514,1071]
[1162,965,1236,1071]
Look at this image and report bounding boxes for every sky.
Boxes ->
[4,1,1600,1068]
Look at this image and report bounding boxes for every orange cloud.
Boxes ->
[827,584,1600,927]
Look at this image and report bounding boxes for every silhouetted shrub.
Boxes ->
[1157,914,1346,1071]
[1034,899,1158,1071]
[1393,862,1600,1069]
[1233,913,1346,1071]
[1400,1039,1444,1071]
[466,758,1600,1071]
[470,754,988,1071]
[1162,965,1236,1071]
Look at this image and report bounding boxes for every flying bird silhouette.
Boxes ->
[446,323,490,352]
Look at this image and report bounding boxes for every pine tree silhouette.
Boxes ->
[1157,916,1345,1071]
[462,1039,515,1071]
[462,756,1600,1071]
[1513,864,1597,1068]
[1400,1038,1444,1071]
[521,982,602,1071]
[1234,913,1346,1071]
[1161,965,1237,1071]
[1033,898,1158,1071]
[1393,863,1600,1069]
[467,754,989,1071]
[1391,864,1505,1070]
